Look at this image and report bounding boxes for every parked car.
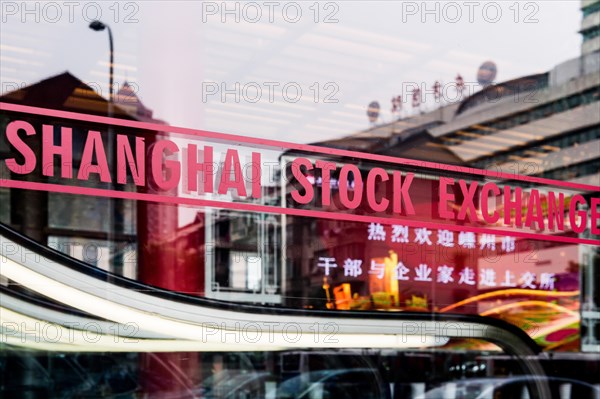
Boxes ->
[277,368,391,399]
[419,376,600,399]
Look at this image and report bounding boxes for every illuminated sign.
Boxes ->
[2,109,598,243]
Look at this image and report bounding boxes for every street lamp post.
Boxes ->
[89,20,120,274]
[89,20,114,106]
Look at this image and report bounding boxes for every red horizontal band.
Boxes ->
[1,179,598,246]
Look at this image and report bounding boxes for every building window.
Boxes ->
[582,1,600,18]
[229,251,262,291]
[582,26,600,41]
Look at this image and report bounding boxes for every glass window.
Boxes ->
[1,1,599,397]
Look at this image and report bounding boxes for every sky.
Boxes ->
[1,1,582,144]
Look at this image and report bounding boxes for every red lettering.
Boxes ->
[5,120,36,174]
[438,177,455,219]
[547,191,565,231]
[524,189,544,231]
[290,158,314,204]
[569,194,587,234]
[338,164,362,209]
[250,152,262,199]
[218,149,246,197]
[366,168,389,212]
[42,124,72,179]
[503,186,523,228]
[392,171,415,215]
[186,144,214,194]
[481,182,500,223]
[591,197,599,235]
[315,160,336,206]
[150,139,180,191]
[77,131,111,183]
[116,135,145,186]
[457,180,478,221]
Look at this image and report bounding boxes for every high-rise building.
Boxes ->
[581,0,600,55]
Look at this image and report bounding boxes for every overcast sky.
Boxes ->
[1,1,582,143]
